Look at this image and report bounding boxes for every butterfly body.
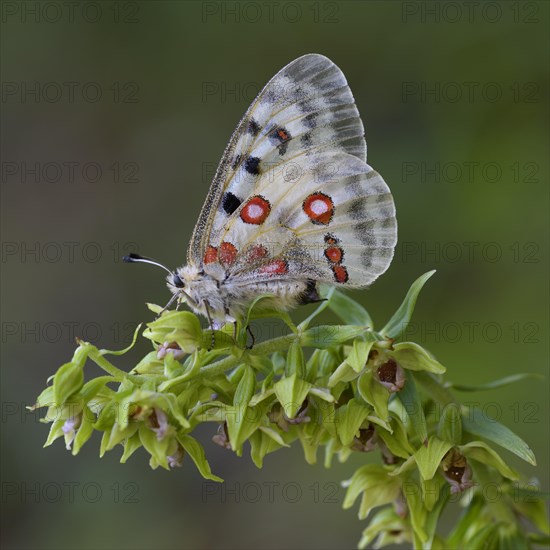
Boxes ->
[167,54,397,327]
[169,263,319,326]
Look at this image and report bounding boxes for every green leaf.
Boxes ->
[71,407,95,455]
[178,434,223,482]
[343,464,401,519]
[446,493,485,548]
[381,270,436,340]
[131,351,163,375]
[313,348,340,378]
[391,342,445,374]
[328,361,359,387]
[464,521,501,549]
[421,475,443,511]
[414,370,456,407]
[357,370,389,422]
[403,476,428,542]
[307,387,335,403]
[462,406,536,465]
[271,352,286,375]
[31,385,55,410]
[93,400,118,431]
[79,377,114,402]
[423,484,450,544]
[143,311,202,352]
[249,430,285,468]
[248,387,275,407]
[346,339,375,373]
[273,374,312,419]
[414,437,452,481]
[300,325,368,348]
[120,432,142,463]
[512,486,550,536]
[44,418,65,447]
[225,405,263,455]
[389,455,417,478]
[233,365,256,406]
[138,424,171,470]
[104,420,139,452]
[285,341,305,378]
[336,398,371,446]
[358,507,407,550]
[99,323,142,356]
[328,288,373,327]
[461,441,519,480]
[146,303,163,314]
[396,374,428,444]
[258,426,289,447]
[53,362,84,406]
[243,293,276,328]
[376,416,414,459]
[447,373,543,392]
[437,403,462,445]
[297,429,318,465]
[158,352,201,393]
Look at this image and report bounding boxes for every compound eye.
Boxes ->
[172,273,184,288]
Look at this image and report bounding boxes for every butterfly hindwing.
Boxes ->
[218,152,396,287]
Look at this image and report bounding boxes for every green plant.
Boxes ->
[31,271,549,548]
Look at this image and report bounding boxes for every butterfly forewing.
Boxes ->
[187,54,368,264]
[182,53,396,321]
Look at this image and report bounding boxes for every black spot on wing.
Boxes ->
[247,118,261,136]
[382,217,396,229]
[360,250,374,269]
[298,99,315,113]
[268,126,292,156]
[222,192,242,215]
[303,113,318,129]
[353,220,377,245]
[348,198,365,220]
[244,156,261,175]
[301,133,312,148]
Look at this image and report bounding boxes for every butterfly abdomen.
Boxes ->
[223,278,321,319]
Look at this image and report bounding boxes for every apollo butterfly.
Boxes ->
[126,54,397,328]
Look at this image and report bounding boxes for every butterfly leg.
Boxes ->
[203,301,216,351]
[156,292,179,318]
[246,325,256,349]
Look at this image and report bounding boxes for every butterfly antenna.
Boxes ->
[123,253,193,305]
[122,253,173,276]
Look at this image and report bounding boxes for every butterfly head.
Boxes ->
[167,264,226,322]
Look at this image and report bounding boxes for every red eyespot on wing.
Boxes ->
[303,192,334,225]
[240,195,271,225]
[332,265,349,283]
[277,128,289,140]
[203,246,218,264]
[219,242,238,266]
[324,246,343,264]
[246,244,269,262]
[259,259,288,276]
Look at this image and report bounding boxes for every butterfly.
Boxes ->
[127,54,397,329]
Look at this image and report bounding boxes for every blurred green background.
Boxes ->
[2,1,548,548]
